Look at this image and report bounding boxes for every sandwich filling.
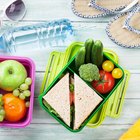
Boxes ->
[43,100,60,118]
[69,74,75,128]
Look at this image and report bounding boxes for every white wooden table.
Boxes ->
[0,0,140,140]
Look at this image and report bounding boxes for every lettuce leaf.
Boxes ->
[70,84,74,92]
[43,100,60,118]
[70,105,74,128]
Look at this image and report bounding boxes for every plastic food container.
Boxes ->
[40,42,130,128]
[0,56,35,128]
[39,44,125,132]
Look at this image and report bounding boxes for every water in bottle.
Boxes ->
[0,19,74,53]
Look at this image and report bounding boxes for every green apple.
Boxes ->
[0,60,27,91]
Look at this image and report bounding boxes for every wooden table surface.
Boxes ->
[0,0,140,140]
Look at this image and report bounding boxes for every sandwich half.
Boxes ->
[43,73,71,127]
[43,72,103,130]
[74,73,103,130]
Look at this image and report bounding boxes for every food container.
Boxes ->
[39,42,125,132]
[40,42,130,129]
[0,56,35,128]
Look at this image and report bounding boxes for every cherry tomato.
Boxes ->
[112,68,123,79]
[70,92,74,105]
[92,70,115,94]
[3,93,26,122]
[102,60,114,72]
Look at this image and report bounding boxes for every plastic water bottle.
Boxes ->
[0,19,74,53]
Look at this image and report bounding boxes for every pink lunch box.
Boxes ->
[0,56,35,128]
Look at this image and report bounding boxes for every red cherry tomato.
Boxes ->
[92,70,115,94]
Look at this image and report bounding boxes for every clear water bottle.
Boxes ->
[0,19,74,53]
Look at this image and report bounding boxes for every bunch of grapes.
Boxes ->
[0,94,5,122]
[13,77,32,107]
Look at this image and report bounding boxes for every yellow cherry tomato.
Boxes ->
[102,60,114,72]
[112,68,123,79]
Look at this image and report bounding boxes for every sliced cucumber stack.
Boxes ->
[91,40,103,68]
[75,47,86,70]
[85,38,94,64]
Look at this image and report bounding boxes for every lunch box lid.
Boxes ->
[40,42,130,128]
